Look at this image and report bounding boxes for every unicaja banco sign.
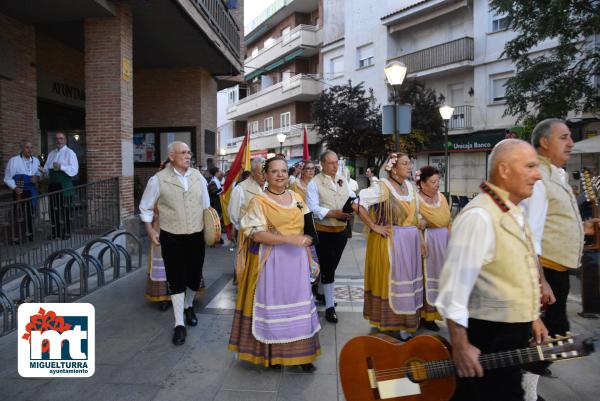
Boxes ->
[18,303,95,377]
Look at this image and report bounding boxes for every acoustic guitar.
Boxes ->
[582,168,600,250]
[339,333,595,401]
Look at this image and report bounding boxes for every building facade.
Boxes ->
[0,0,243,227]
[224,0,324,165]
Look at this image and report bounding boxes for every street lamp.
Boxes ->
[438,105,455,195]
[276,133,287,155]
[384,61,408,152]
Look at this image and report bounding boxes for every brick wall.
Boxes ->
[36,33,84,85]
[85,3,134,219]
[0,13,37,178]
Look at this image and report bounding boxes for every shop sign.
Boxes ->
[37,70,85,108]
[446,132,506,152]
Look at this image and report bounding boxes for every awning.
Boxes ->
[572,135,600,154]
[244,48,304,81]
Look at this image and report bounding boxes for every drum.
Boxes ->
[203,207,221,246]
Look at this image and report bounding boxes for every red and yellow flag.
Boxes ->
[220,131,251,226]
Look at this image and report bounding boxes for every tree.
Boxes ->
[491,0,600,123]
[312,80,444,170]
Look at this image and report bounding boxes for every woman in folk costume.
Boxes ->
[291,160,316,200]
[228,156,321,372]
[354,152,426,340]
[415,166,451,331]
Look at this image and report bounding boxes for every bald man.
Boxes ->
[436,139,548,401]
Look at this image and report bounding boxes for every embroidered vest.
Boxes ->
[312,173,350,227]
[463,182,540,323]
[156,166,205,235]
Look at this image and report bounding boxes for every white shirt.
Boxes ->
[227,178,265,230]
[210,176,222,190]
[43,145,79,177]
[306,174,357,220]
[435,204,526,327]
[139,168,210,223]
[4,154,41,189]
[522,165,568,255]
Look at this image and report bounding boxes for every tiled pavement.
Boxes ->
[1,232,599,401]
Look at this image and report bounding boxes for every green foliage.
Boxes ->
[491,0,600,122]
[312,80,444,170]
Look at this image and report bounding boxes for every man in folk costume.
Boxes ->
[436,139,548,401]
[228,157,265,281]
[306,150,356,323]
[41,132,79,239]
[522,119,598,401]
[140,141,210,345]
[4,140,42,242]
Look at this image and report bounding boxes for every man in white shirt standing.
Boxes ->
[139,141,210,346]
[306,150,356,324]
[4,140,42,242]
[41,132,79,239]
[436,139,548,401]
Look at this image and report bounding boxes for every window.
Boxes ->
[264,117,273,133]
[491,16,508,32]
[281,69,292,81]
[357,44,374,69]
[204,130,216,155]
[491,75,510,102]
[250,121,259,134]
[227,88,237,105]
[133,127,196,166]
[280,112,291,132]
[251,47,258,57]
[281,26,291,41]
[264,37,276,49]
[329,56,343,78]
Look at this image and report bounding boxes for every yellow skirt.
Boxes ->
[363,231,420,332]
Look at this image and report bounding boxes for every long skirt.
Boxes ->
[363,226,423,332]
[421,227,448,322]
[228,242,321,366]
[145,244,170,302]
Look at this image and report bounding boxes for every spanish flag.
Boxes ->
[220,131,251,226]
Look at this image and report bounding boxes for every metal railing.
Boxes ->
[448,105,473,130]
[226,123,315,149]
[192,0,241,59]
[391,37,474,74]
[0,178,120,277]
[245,24,320,64]
[241,74,322,104]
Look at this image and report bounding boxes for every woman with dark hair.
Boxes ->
[415,166,451,331]
[229,156,321,372]
[354,153,426,340]
[366,167,379,187]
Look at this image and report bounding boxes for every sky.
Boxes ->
[244,0,270,32]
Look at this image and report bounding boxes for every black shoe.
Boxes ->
[172,325,186,345]
[300,363,316,373]
[422,320,440,332]
[540,368,553,377]
[270,364,282,370]
[184,307,197,326]
[537,396,546,401]
[325,307,338,324]
[158,301,170,311]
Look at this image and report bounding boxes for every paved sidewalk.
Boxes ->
[1,233,599,401]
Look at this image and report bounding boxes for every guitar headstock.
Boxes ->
[541,333,596,361]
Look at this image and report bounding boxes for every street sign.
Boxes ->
[382,104,412,135]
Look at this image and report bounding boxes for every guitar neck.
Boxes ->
[425,346,545,379]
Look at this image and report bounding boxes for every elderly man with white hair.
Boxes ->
[140,141,210,345]
[436,139,548,401]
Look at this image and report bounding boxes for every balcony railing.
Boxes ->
[192,0,241,58]
[226,123,315,149]
[448,105,473,130]
[391,37,474,74]
[0,178,120,276]
[245,25,321,69]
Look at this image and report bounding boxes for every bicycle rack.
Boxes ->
[112,231,142,271]
[0,263,43,302]
[36,267,67,303]
[0,290,16,334]
[44,249,88,298]
[98,243,131,274]
[83,238,120,281]
[82,253,105,289]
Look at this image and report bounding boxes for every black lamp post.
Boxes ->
[384,61,408,152]
[438,105,455,195]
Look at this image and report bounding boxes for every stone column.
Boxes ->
[84,4,134,222]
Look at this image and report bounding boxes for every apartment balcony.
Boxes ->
[245,25,322,77]
[388,37,474,78]
[225,124,319,153]
[448,105,473,131]
[227,74,323,120]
